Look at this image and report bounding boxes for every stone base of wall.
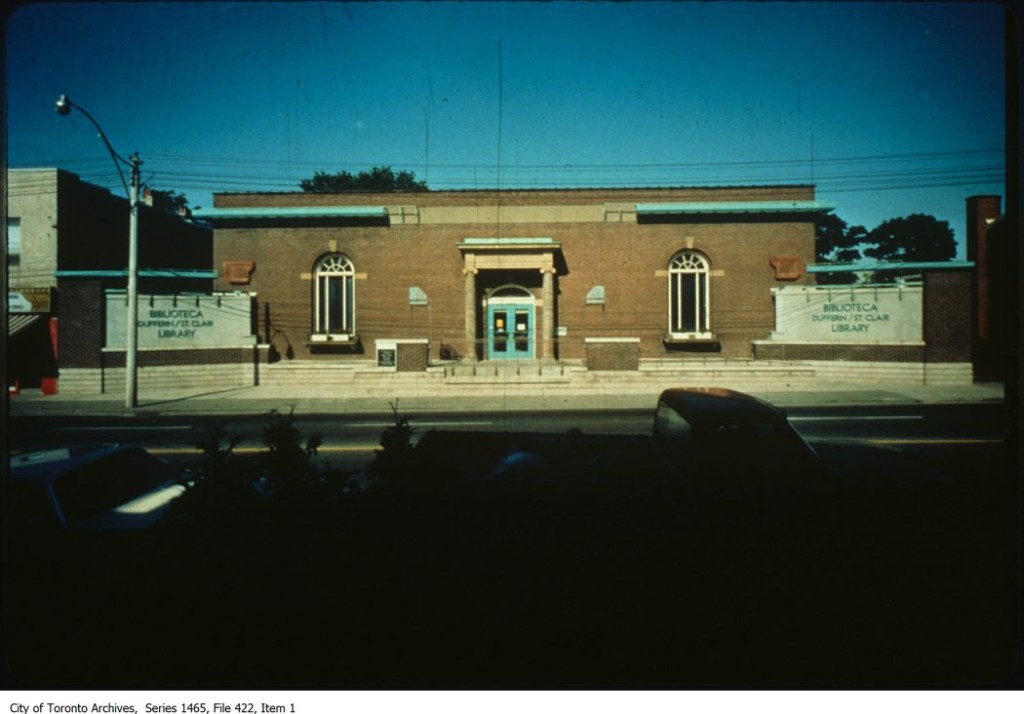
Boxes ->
[101,363,259,395]
[801,360,974,386]
[923,362,975,385]
[752,341,927,362]
[585,338,641,371]
[56,368,104,395]
[57,346,267,395]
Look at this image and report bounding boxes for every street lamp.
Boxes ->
[55,94,142,408]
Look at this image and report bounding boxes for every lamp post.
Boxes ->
[55,94,141,408]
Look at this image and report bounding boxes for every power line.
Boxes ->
[30,147,999,175]
[10,147,1006,196]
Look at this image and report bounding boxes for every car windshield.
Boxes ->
[655,396,816,470]
[655,402,693,444]
[52,449,174,524]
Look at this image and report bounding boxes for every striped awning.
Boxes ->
[8,313,41,337]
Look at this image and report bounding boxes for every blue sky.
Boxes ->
[6,2,1006,257]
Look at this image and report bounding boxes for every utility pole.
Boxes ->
[55,94,142,407]
[126,152,141,407]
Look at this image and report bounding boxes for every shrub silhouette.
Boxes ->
[365,400,417,486]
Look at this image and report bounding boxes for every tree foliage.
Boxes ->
[299,165,429,193]
[162,190,191,212]
[142,187,191,214]
[862,213,956,263]
[815,213,867,285]
[815,213,868,264]
[815,211,957,284]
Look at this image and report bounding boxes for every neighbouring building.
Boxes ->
[6,168,216,393]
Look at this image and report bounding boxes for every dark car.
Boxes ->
[652,386,822,477]
[8,443,186,531]
[412,386,822,485]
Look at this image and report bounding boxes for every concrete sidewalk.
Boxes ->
[7,379,1008,417]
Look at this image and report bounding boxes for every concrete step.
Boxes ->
[258,359,823,390]
[259,364,447,389]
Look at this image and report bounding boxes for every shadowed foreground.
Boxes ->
[5,436,1018,689]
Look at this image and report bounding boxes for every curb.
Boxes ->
[7,383,1007,418]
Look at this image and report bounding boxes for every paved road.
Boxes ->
[8,403,1007,470]
[5,380,1008,418]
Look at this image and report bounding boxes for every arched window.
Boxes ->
[668,250,710,337]
[314,254,355,337]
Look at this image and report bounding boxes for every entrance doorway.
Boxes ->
[486,287,535,360]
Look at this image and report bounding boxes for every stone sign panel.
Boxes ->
[769,285,923,343]
[106,292,256,349]
[7,288,53,313]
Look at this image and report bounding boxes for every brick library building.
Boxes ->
[201,185,833,368]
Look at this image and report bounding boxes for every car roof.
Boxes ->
[9,444,135,484]
[656,387,789,425]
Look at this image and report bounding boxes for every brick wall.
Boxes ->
[585,339,641,371]
[396,341,429,372]
[213,187,818,363]
[214,186,816,209]
[923,270,972,363]
[57,280,105,368]
[101,347,260,368]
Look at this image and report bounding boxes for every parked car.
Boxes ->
[8,443,186,531]
[412,386,822,484]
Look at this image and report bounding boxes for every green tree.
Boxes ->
[163,190,190,213]
[815,213,868,285]
[299,165,429,193]
[862,214,956,263]
[815,213,868,263]
[142,186,191,214]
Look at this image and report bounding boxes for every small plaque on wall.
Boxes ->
[770,255,805,280]
[223,260,256,285]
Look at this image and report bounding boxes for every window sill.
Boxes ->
[307,334,360,351]
[663,335,721,352]
[310,333,355,342]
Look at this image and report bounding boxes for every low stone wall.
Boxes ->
[752,341,926,362]
[53,368,104,395]
[922,363,975,385]
[56,362,260,396]
[55,346,267,395]
[803,360,974,386]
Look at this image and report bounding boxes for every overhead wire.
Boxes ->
[9,147,1006,197]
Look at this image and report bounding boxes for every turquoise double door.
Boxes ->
[486,299,535,360]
